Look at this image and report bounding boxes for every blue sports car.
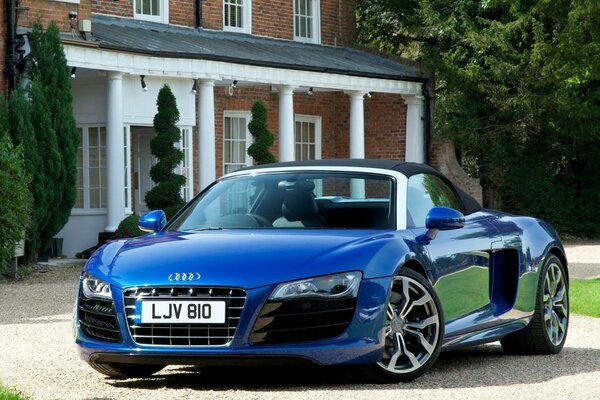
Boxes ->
[75,160,569,382]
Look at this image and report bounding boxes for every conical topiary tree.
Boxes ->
[27,21,79,255]
[144,84,186,219]
[247,101,276,164]
[7,86,44,261]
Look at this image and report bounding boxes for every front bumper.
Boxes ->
[75,276,391,367]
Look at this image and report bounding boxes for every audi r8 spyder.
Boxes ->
[74,160,569,382]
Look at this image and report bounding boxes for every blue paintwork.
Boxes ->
[75,169,567,368]
[425,206,465,230]
[138,210,167,233]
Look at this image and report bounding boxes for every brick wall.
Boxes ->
[202,0,355,46]
[429,138,483,204]
[20,0,91,31]
[192,87,407,194]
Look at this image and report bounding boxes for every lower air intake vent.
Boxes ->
[249,298,356,345]
[78,289,121,343]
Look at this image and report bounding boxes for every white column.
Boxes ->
[348,91,366,198]
[105,72,125,232]
[349,91,365,159]
[278,85,295,161]
[403,95,426,163]
[198,79,216,190]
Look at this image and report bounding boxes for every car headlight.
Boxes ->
[81,273,112,300]
[269,271,362,301]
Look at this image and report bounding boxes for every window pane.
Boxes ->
[143,0,150,14]
[151,0,159,15]
[89,188,100,209]
[89,168,99,188]
[136,0,142,14]
[75,189,84,208]
[307,17,312,38]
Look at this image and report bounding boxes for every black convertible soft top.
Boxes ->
[239,159,482,215]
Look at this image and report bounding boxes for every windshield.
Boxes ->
[168,171,395,231]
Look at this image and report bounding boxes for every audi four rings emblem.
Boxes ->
[168,272,201,282]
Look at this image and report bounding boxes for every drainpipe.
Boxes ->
[195,0,202,28]
[423,78,434,165]
[5,0,17,94]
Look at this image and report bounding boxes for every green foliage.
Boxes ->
[145,85,186,220]
[357,0,600,237]
[116,215,142,238]
[25,21,79,254]
[0,131,32,274]
[7,87,44,261]
[247,101,276,165]
[570,279,600,318]
[0,382,30,400]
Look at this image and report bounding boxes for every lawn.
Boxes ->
[570,279,600,318]
[0,384,28,400]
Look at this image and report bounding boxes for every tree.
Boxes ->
[6,87,44,261]
[247,101,276,164]
[27,21,79,252]
[0,130,32,274]
[145,84,186,219]
[357,0,600,237]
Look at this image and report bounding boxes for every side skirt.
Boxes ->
[441,317,532,351]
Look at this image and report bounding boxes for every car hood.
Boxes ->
[85,229,402,289]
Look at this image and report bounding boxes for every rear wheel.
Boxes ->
[501,254,569,354]
[87,361,165,378]
[362,269,444,383]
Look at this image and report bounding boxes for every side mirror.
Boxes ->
[423,207,465,240]
[138,210,167,234]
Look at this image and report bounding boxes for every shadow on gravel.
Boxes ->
[108,344,600,391]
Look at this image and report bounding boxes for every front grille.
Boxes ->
[123,287,246,346]
[249,297,357,345]
[78,289,121,343]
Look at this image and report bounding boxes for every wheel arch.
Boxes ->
[400,259,431,284]
[548,247,569,282]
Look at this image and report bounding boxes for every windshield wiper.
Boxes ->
[190,227,223,231]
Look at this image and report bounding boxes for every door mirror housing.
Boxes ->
[423,207,465,241]
[138,210,167,234]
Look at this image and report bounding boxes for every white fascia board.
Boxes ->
[64,45,423,95]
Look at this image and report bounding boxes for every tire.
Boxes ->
[87,361,165,378]
[361,268,444,383]
[501,254,569,354]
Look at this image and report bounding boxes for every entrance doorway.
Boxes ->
[132,127,156,214]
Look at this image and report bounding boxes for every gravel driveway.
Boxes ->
[1,265,599,400]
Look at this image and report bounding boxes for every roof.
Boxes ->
[238,159,439,177]
[90,14,426,82]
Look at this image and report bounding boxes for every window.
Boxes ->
[294,0,320,43]
[295,115,321,161]
[223,0,251,33]
[134,0,168,23]
[223,111,252,174]
[75,127,107,210]
[406,173,465,227]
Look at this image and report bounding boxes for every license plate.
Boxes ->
[136,301,226,324]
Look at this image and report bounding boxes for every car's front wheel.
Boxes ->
[362,268,444,383]
[87,361,165,378]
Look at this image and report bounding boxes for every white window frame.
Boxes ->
[124,126,132,215]
[73,125,108,215]
[223,111,252,174]
[134,0,169,23]
[294,114,322,160]
[223,0,252,34]
[178,126,194,201]
[293,0,321,44]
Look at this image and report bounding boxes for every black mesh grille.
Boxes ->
[78,289,121,343]
[249,297,356,345]
[123,287,246,346]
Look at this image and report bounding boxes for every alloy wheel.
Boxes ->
[543,262,568,346]
[377,275,441,374]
